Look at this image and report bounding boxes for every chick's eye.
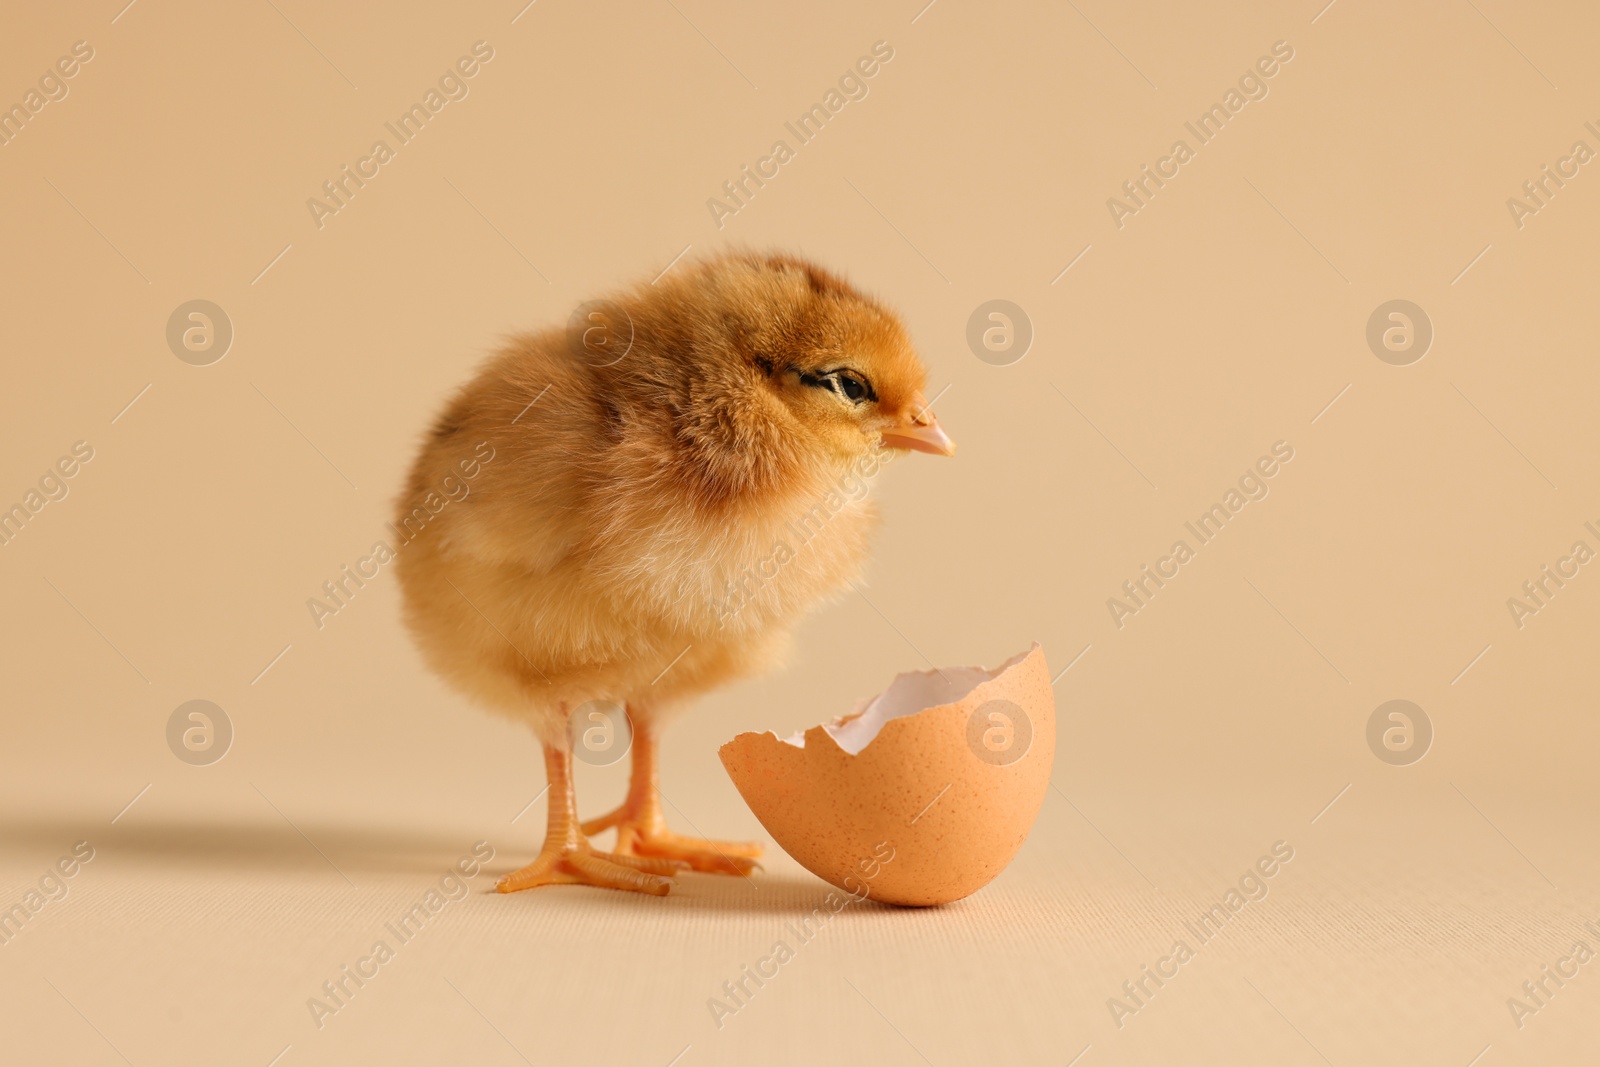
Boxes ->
[796,366,874,404]
[830,372,875,404]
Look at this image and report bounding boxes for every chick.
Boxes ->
[395,252,954,894]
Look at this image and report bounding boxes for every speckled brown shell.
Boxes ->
[719,645,1055,906]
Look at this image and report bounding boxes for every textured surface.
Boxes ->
[2,0,1598,1064]
[1,792,1595,1066]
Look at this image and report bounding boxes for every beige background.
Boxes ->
[2,0,1598,1064]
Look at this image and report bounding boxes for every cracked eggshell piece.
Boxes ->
[719,644,1055,906]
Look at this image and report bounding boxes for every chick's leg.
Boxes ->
[497,739,681,894]
[581,712,762,876]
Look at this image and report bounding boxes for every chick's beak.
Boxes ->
[880,400,956,456]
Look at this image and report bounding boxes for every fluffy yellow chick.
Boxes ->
[395,252,954,894]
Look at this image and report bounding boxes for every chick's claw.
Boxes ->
[495,845,680,895]
[612,825,763,876]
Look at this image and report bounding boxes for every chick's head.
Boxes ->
[690,254,953,464]
[769,288,955,464]
[595,253,953,506]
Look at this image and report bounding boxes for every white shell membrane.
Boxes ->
[780,645,1038,754]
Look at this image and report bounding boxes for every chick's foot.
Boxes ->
[620,826,762,876]
[497,736,695,894]
[583,711,762,875]
[583,809,762,876]
[496,843,682,895]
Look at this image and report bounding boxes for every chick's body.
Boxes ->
[396,253,952,894]
[396,334,872,738]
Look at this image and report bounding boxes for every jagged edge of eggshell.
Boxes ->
[717,642,1048,766]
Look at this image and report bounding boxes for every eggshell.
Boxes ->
[719,644,1055,906]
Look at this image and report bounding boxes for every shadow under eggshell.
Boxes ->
[719,644,1056,906]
